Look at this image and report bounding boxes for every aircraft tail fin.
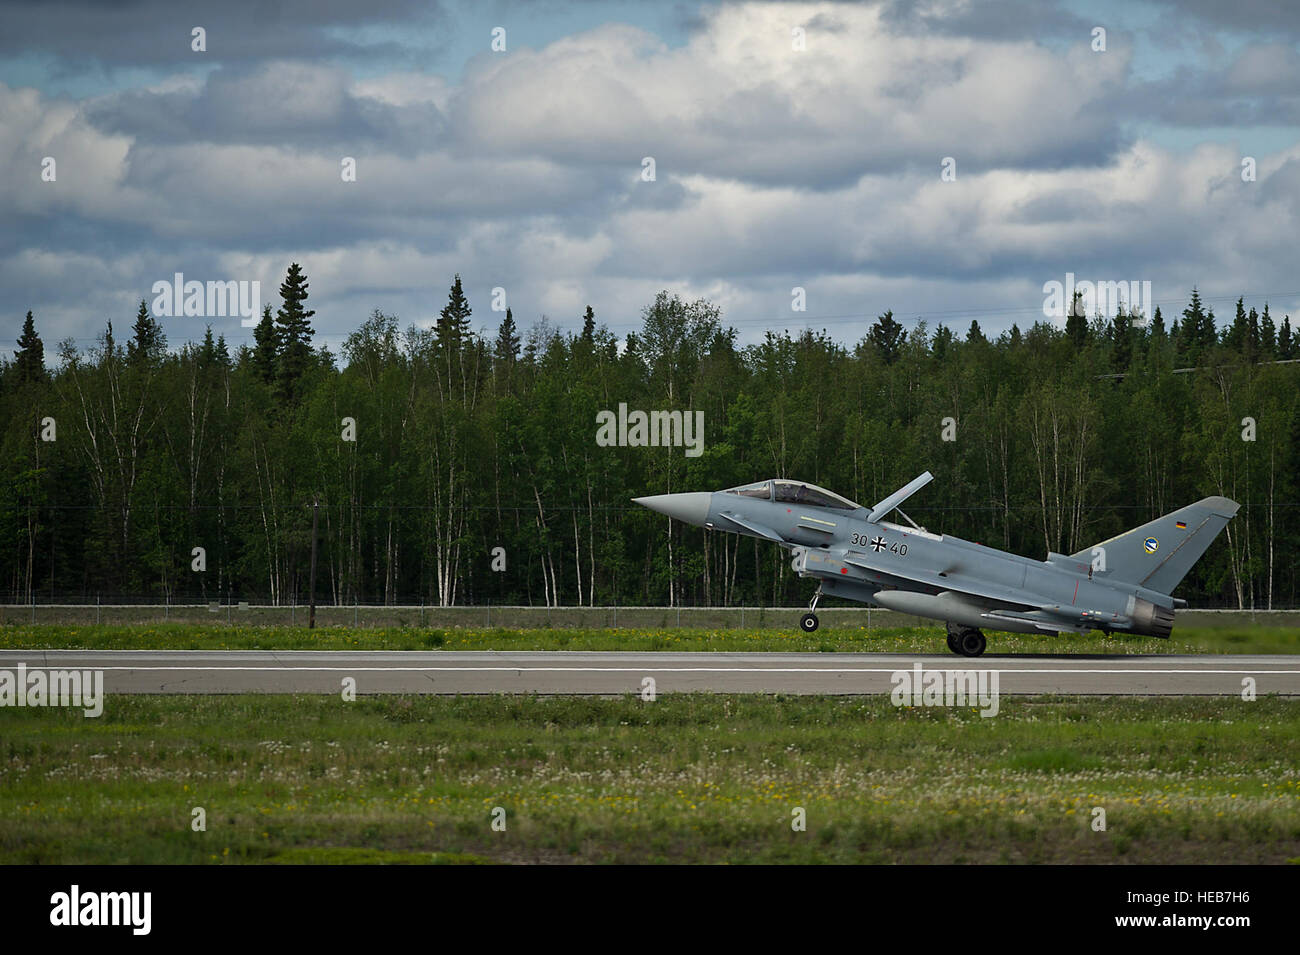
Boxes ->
[1070,496,1239,595]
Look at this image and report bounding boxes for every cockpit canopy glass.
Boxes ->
[724,480,860,510]
[772,480,859,510]
[724,481,772,500]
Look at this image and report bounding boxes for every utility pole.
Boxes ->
[308,496,319,629]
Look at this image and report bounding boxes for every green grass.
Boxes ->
[265,847,493,864]
[4,622,1296,654]
[3,694,1298,864]
[1179,627,1300,655]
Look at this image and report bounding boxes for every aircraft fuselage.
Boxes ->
[634,475,1237,654]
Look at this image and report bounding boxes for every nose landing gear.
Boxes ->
[800,589,822,633]
[945,621,987,657]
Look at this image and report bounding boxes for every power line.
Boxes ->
[17,502,1300,512]
[720,289,1300,329]
[10,287,1300,348]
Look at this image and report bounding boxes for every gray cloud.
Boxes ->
[3,1,1300,359]
[877,0,1091,40]
[1145,0,1300,35]
[0,0,444,67]
[1119,41,1300,127]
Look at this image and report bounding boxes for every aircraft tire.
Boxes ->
[800,612,819,633]
[958,629,987,657]
[945,622,964,654]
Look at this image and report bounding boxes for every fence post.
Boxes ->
[307,497,319,629]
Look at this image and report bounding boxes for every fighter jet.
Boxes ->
[633,473,1238,656]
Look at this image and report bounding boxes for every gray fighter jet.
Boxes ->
[633,473,1238,656]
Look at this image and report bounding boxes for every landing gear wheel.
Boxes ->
[957,629,987,658]
[945,622,963,654]
[800,612,820,633]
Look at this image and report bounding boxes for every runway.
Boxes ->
[3,650,1299,696]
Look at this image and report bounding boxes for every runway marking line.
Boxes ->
[8,665,1300,675]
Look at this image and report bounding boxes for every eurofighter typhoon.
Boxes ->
[634,473,1238,656]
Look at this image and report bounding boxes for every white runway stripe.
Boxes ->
[8,665,1300,674]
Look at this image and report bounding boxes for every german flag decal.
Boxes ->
[1175,521,1187,529]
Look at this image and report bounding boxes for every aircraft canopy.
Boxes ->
[724,480,860,511]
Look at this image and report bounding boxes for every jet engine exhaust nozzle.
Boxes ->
[1129,598,1175,639]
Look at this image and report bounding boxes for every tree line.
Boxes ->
[3,269,1298,609]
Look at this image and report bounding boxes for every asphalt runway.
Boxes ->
[3,650,1299,696]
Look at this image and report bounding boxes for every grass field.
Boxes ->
[2,694,1298,864]
[4,622,1300,654]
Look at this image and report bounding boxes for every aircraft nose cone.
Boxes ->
[633,492,711,526]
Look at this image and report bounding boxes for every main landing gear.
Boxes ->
[800,589,822,633]
[946,621,987,657]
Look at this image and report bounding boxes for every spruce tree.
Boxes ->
[252,305,277,384]
[1279,316,1294,359]
[436,274,473,352]
[581,305,596,344]
[14,310,45,385]
[1065,291,1088,348]
[126,299,167,366]
[200,325,217,366]
[1181,289,1209,363]
[1261,304,1277,358]
[1109,307,1132,370]
[931,324,955,362]
[1146,305,1168,364]
[494,307,520,364]
[868,310,906,364]
[274,263,315,400]
[1223,297,1247,352]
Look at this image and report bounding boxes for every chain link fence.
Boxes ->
[2,600,1296,629]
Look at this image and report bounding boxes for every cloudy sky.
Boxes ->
[3,0,1299,359]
